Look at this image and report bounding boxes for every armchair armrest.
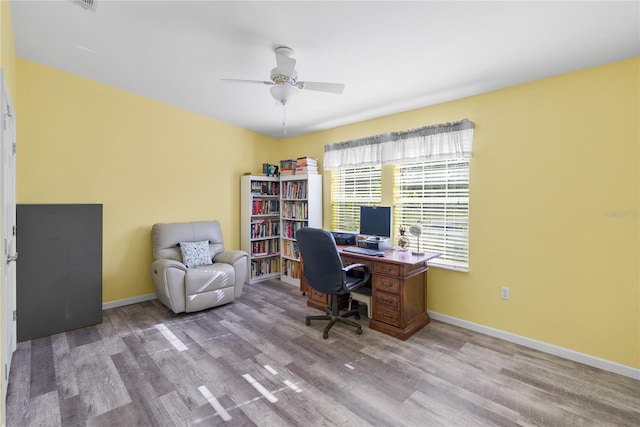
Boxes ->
[213,250,249,297]
[151,258,187,273]
[150,258,188,313]
[213,250,248,265]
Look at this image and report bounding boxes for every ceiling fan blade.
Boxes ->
[275,49,296,77]
[221,78,273,86]
[297,81,345,94]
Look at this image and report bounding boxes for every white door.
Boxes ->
[0,69,17,424]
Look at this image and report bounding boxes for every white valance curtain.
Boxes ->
[323,119,474,170]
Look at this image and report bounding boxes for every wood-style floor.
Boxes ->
[6,279,640,426]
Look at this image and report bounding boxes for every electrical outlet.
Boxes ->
[500,287,510,300]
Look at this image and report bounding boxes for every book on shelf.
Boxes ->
[281,181,308,199]
[295,166,318,174]
[250,180,280,195]
[280,157,319,175]
[281,258,301,279]
[296,156,317,166]
[262,163,279,177]
[251,199,279,215]
[251,257,279,277]
[279,159,296,175]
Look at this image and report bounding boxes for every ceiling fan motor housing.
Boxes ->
[270,68,297,85]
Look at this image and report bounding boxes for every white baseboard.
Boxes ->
[428,311,640,380]
[102,293,157,310]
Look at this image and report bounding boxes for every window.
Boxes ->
[394,158,469,271]
[330,166,382,232]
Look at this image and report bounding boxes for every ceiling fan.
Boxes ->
[221,46,345,106]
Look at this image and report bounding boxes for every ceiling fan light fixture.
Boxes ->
[269,83,299,105]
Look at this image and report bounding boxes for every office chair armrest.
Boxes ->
[344,263,368,273]
[343,263,371,291]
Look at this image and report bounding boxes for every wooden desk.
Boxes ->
[300,247,440,340]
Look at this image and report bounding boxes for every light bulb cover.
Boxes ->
[269,83,299,105]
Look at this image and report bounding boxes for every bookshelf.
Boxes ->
[240,175,281,283]
[280,174,323,286]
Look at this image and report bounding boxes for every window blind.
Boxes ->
[394,159,469,271]
[330,166,382,232]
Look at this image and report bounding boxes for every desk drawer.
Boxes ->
[373,275,400,294]
[341,256,373,270]
[374,307,400,327]
[374,262,400,276]
[310,289,330,305]
[375,291,399,311]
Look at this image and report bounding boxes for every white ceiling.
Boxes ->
[9,1,640,139]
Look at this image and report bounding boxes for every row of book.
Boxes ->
[282,240,300,260]
[250,258,279,278]
[262,163,279,177]
[279,159,297,175]
[281,259,301,279]
[251,199,279,216]
[280,157,319,175]
[251,239,279,257]
[281,181,307,199]
[250,219,279,239]
[281,220,308,239]
[295,157,318,174]
[250,180,279,196]
[281,201,308,220]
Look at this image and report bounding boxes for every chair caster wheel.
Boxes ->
[355,313,361,320]
[356,327,363,335]
[305,319,311,326]
[323,331,329,339]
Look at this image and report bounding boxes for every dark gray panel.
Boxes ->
[17,204,102,342]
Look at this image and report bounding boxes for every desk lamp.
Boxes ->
[409,221,424,255]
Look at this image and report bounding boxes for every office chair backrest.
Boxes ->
[296,227,345,295]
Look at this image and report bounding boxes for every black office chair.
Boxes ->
[296,227,371,339]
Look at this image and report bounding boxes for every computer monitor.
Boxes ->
[359,206,392,238]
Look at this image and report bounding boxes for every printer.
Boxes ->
[330,231,357,245]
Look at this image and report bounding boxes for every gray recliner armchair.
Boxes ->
[150,220,248,314]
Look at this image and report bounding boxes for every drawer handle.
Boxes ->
[383,281,393,288]
[381,297,393,304]
[380,265,392,272]
[383,314,394,319]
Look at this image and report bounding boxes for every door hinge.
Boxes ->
[12,142,16,155]
[13,310,16,321]
[6,105,12,118]
[12,225,16,236]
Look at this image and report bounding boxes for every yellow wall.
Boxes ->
[279,58,640,369]
[16,59,275,303]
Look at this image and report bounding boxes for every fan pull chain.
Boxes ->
[282,102,287,136]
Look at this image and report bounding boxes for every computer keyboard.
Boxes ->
[342,246,384,257]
